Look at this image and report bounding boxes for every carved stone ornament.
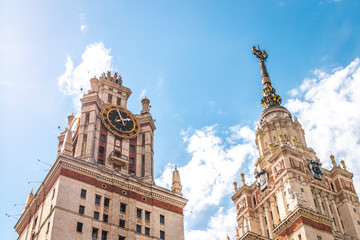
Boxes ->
[308,159,323,180]
[255,170,268,192]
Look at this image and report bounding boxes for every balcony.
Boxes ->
[108,151,129,172]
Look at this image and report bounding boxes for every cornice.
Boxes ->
[239,231,271,240]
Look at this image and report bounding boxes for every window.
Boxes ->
[82,134,87,156]
[160,214,165,224]
[142,134,145,146]
[81,189,87,199]
[137,208,142,218]
[99,146,105,154]
[101,230,108,240]
[145,227,150,236]
[298,176,301,181]
[270,211,273,220]
[95,195,101,205]
[120,203,126,213]
[117,97,121,106]
[253,197,256,206]
[130,145,135,153]
[329,205,333,213]
[160,230,165,240]
[104,198,110,207]
[317,236,322,240]
[354,208,357,213]
[33,217,38,228]
[314,199,318,208]
[98,159,104,165]
[341,220,344,229]
[119,236,125,240]
[266,229,270,238]
[337,208,341,216]
[321,202,325,210]
[358,221,360,225]
[298,234,302,240]
[85,112,90,125]
[119,219,125,228]
[108,94,113,104]
[103,214,108,223]
[136,225,141,233]
[129,157,134,165]
[331,183,335,191]
[94,211,99,220]
[129,170,134,174]
[92,228,99,239]
[76,222,83,233]
[333,218,337,226]
[79,205,85,215]
[264,216,267,225]
[145,211,150,221]
[52,188,56,199]
[301,188,304,192]
[141,155,145,177]
[100,134,106,142]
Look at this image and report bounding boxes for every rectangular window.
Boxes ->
[141,155,145,177]
[314,199,318,208]
[322,202,325,210]
[33,217,38,228]
[160,230,165,240]
[354,208,357,213]
[100,134,106,142]
[81,189,87,199]
[85,112,90,125]
[333,218,337,226]
[117,97,121,106]
[129,157,134,165]
[145,211,150,221]
[270,211,273,220]
[264,216,267,225]
[82,134,87,156]
[160,214,165,224]
[119,236,125,240]
[130,145,135,153]
[94,211,99,220]
[142,133,145,146]
[76,222,83,233]
[341,220,344,229]
[108,94,112,104]
[103,214,108,223]
[101,230,108,240]
[52,188,56,199]
[95,195,101,205]
[136,225,141,233]
[317,237,322,240]
[145,227,150,236]
[119,219,125,228]
[104,198,110,207]
[129,170,134,174]
[99,146,105,154]
[98,159,104,165]
[120,203,126,213]
[137,208,142,218]
[298,234,302,240]
[337,208,341,216]
[92,228,98,239]
[329,205,333,213]
[79,205,85,215]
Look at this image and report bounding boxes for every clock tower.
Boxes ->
[231,47,360,240]
[15,71,187,240]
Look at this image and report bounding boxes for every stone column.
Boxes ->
[315,193,324,215]
[259,212,266,237]
[264,206,273,238]
[324,198,336,230]
[270,196,280,225]
[331,199,344,234]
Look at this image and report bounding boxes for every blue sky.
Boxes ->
[1,1,360,239]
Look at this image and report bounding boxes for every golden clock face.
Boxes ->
[100,104,140,139]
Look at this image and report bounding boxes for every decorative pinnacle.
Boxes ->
[252,45,282,109]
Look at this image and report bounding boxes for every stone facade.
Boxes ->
[15,72,187,240]
[231,47,360,240]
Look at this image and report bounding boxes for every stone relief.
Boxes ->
[255,170,268,192]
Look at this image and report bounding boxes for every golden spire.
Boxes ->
[252,45,282,108]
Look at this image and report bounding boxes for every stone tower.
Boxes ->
[15,72,187,240]
[231,47,360,240]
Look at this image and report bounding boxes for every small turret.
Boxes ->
[141,96,150,114]
[171,165,182,194]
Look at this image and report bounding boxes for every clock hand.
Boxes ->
[117,109,125,125]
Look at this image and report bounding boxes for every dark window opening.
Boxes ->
[85,112,90,125]
[104,198,110,207]
[137,208,142,218]
[76,222,83,233]
[160,230,165,240]
[108,94,112,104]
[117,97,121,106]
[136,225,141,233]
[119,219,125,228]
[79,205,85,215]
[99,146,105,154]
[98,159,104,165]
[101,230,108,240]
[103,214,108,223]
[80,189,87,198]
[94,211,99,220]
[145,211,150,221]
[120,203,126,213]
[119,236,125,240]
[92,228,98,239]
[160,214,165,224]
[145,227,150,236]
[142,134,145,146]
[95,195,101,205]
[129,157,134,165]
[100,134,106,142]
[130,145,135,153]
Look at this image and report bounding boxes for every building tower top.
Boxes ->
[252,45,282,108]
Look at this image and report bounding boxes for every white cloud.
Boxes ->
[286,58,360,187]
[155,124,257,240]
[139,89,147,99]
[58,42,113,110]
[80,24,87,31]
[186,207,236,240]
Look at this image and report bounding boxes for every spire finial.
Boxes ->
[252,45,282,108]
